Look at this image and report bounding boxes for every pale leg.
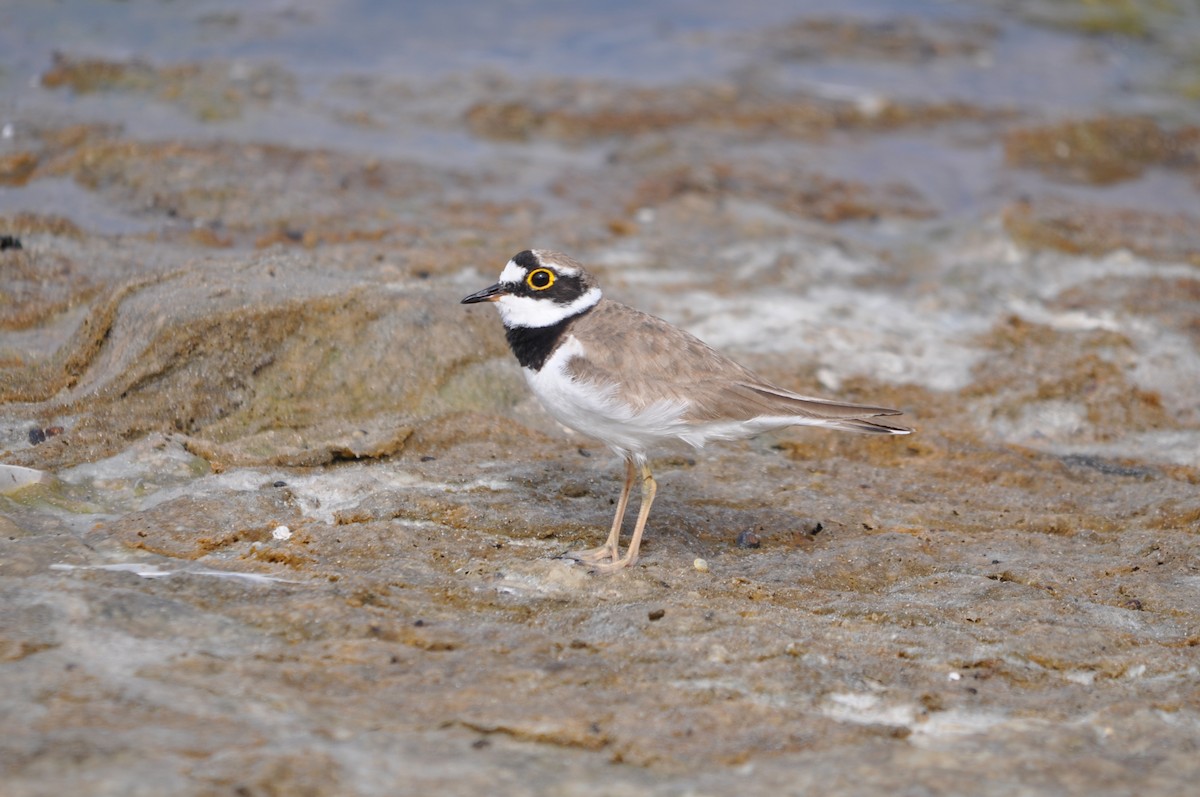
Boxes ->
[589,461,656,573]
[565,457,636,564]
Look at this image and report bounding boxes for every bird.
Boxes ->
[461,249,910,572]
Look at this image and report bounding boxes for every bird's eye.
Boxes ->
[526,268,555,290]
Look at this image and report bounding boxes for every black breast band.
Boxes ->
[504,308,592,371]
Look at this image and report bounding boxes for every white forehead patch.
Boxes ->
[498,259,526,285]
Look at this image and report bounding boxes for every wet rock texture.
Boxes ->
[3,2,1200,795]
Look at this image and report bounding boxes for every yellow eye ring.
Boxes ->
[526,268,556,291]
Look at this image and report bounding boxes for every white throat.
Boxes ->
[496,287,602,329]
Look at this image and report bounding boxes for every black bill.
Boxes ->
[461,283,508,304]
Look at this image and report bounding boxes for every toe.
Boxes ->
[560,546,616,564]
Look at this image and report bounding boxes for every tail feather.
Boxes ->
[741,383,909,431]
[822,417,912,435]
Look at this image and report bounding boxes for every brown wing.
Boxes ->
[564,300,909,432]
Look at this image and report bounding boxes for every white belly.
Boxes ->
[524,336,689,458]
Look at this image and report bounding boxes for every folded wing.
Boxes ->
[564,299,910,435]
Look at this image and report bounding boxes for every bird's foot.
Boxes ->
[582,554,638,573]
[560,545,637,572]
[560,544,618,565]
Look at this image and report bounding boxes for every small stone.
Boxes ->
[271,525,292,540]
[27,428,46,446]
[648,608,665,621]
[736,530,761,548]
[557,481,590,498]
[693,558,709,573]
[707,644,730,663]
[272,480,287,488]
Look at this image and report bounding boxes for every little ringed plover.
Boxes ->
[462,249,910,572]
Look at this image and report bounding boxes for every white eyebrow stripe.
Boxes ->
[543,261,580,277]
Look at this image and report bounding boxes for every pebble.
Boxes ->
[693,558,709,573]
[736,530,761,548]
[27,426,63,445]
[271,525,292,540]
